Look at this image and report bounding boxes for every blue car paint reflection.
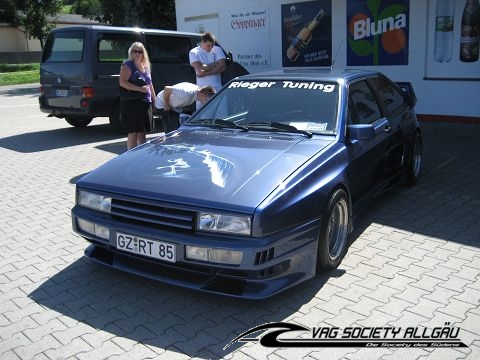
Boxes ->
[154,144,235,188]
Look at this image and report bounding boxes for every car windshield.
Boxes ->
[187,79,339,135]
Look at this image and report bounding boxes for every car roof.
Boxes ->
[49,24,201,38]
[235,68,381,83]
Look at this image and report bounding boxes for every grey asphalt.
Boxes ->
[0,83,479,360]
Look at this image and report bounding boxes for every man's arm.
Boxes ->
[201,58,226,75]
[163,86,173,111]
[190,60,204,75]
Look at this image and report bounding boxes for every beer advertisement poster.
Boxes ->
[347,0,410,66]
[281,0,332,67]
[426,0,480,80]
[226,7,271,71]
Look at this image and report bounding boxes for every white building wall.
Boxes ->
[175,0,480,118]
[0,15,100,53]
[0,26,40,52]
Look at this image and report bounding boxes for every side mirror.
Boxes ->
[348,124,375,140]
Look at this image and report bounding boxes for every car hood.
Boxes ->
[78,129,334,212]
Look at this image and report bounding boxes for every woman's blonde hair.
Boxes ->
[127,42,151,71]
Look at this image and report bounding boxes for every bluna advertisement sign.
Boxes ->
[347,0,410,65]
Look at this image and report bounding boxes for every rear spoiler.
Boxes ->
[395,82,417,108]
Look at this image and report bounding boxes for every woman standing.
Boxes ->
[119,42,156,150]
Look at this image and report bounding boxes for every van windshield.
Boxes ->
[42,30,85,63]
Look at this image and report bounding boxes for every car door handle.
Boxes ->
[384,125,392,134]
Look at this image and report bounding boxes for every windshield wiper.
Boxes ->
[188,118,248,131]
[246,122,313,138]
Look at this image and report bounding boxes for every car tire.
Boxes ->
[65,116,93,127]
[316,189,350,272]
[405,131,422,186]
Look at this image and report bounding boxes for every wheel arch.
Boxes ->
[324,183,353,234]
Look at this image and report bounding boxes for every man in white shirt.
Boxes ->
[155,82,215,113]
[189,32,226,93]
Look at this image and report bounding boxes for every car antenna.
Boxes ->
[331,41,343,70]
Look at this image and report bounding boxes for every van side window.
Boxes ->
[98,34,140,62]
[42,30,84,63]
[146,35,192,63]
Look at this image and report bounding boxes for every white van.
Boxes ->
[39,25,248,132]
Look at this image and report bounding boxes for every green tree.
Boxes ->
[0,0,19,25]
[17,0,63,49]
[73,0,176,29]
[72,0,102,18]
[134,0,176,29]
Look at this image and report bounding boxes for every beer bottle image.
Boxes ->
[286,9,326,62]
[460,0,480,62]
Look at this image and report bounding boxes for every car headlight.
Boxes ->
[197,212,251,235]
[77,189,112,213]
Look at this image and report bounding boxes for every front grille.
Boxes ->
[111,198,196,233]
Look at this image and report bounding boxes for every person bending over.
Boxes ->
[155,82,215,113]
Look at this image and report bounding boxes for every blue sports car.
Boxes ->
[72,68,422,299]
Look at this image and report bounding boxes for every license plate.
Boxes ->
[55,89,69,97]
[116,232,176,262]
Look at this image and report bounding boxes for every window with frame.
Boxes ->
[370,77,406,116]
[348,80,382,125]
[146,35,192,63]
[42,31,85,62]
[98,33,140,62]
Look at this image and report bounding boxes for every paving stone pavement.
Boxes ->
[0,83,479,360]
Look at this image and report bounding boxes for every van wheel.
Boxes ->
[65,116,93,127]
[109,100,125,134]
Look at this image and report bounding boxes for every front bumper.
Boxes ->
[72,207,320,299]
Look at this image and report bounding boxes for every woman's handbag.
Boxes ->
[119,65,148,100]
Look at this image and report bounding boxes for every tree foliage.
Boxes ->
[0,0,19,25]
[72,0,102,18]
[4,0,63,49]
[0,0,176,50]
[75,0,176,29]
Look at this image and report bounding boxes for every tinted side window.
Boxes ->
[370,77,406,116]
[146,35,193,63]
[98,33,140,62]
[348,81,381,125]
[42,30,84,63]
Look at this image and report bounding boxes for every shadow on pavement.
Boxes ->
[349,122,480,247]
[0,123,122,153]
[0,83,40,97]
[28,256,341,358]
